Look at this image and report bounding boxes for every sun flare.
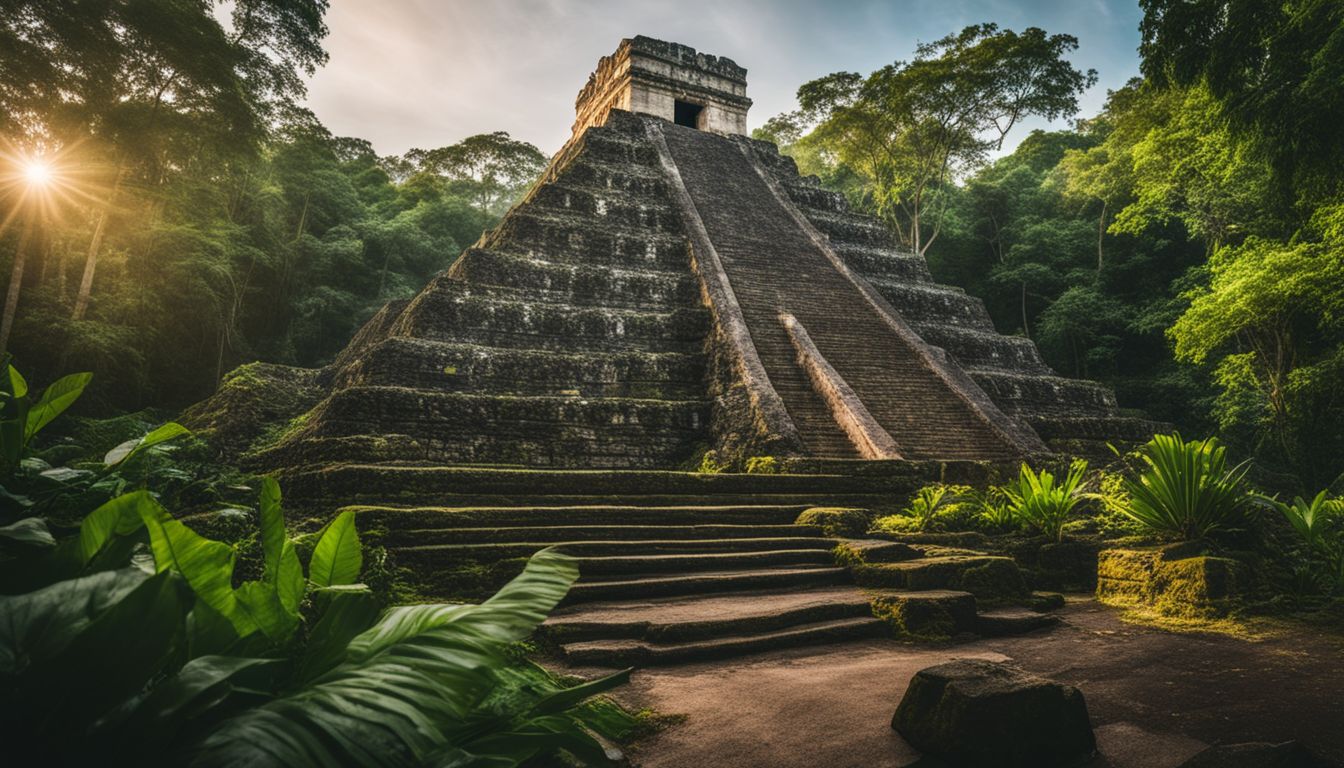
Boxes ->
[23,160,52,187]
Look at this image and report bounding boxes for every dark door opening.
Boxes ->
[674,100,704,129]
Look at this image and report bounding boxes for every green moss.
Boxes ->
[869,592,976,640]
[795,507,871,537]
[1097,546,1245,618]
[961,559,1029,599]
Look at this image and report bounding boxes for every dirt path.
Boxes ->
[560,599,1344,767]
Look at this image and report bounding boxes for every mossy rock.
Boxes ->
[795,507,871,537]
[854,555,1027,598]
[1096,545,1244,618]
[832,538,920,567]
[870,590,977,640]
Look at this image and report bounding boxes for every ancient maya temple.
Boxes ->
[189,36,1160,663]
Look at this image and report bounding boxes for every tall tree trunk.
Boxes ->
[1,220,34,351]
[72,165,126,320]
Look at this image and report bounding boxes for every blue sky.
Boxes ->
[302,0,1145,158]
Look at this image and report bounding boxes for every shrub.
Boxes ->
[696,449,727,474]
[744,455,781,474]
[970,487,1018,534]
[1002,460,1089,542]
[0,359,92,474]
[0,481,627,766]
[1268,491,1344,590]
[1120,433,1252,540]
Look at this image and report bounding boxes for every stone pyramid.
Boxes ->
[232,36,1156,473]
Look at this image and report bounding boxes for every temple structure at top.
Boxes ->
[570,36,752,139]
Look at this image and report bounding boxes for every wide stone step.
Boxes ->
[807,210,897,247]
[832,243,934,283]
[529,181,676,219]
[558,157,669,198]
[573,548,836,575]
[356,504,818,529]
[448,248,699,310]
[1026,414,1164,442]
[280,464,934,508]
[782,183,848,213]
[389,538,835,562]
[908,323,1052,375]
[974,608,1061,637]
[866,279,994,329]
[487,209,690,271]
[572,129,662,167]
[565,566,850,602]
[393,280,708,353]
[257,388,709,469]
[853,555,1025,593]
[545,585,875,643]
[380,523,824,544]
[558,615,887,666]
[331,337,705,399]
[967,368,1118,416]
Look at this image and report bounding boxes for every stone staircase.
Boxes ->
[743,136,1163,454]
[658,121,1029,461]
[334,465,1056,668]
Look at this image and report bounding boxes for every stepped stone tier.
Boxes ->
[193,35,1158,475]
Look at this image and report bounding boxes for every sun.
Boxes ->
[23,159,52,188]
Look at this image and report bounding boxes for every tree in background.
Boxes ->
[0,2,542,412]
[762,24,1095,256]
[408,132,546,217]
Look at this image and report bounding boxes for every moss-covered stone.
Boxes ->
[179,362,323,460]
[869,590,977,640]
[1096,545,1244,618]
[854,555,1027,598]
[832,538,920,567]
[795,507,871,537]
[892,659,1096,768]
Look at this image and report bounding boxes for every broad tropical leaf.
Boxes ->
[104,422,192,466]
[24,372,92,440]
[137,495,257,637]
[309,509,362,588]
[0,568,149,674]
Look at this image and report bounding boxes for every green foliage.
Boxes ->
[771,23,1095,256]
[1002,460,1089,542]
[0,360,91,472]
[1120,433,1252,540]
[744,455,781,474]
[1267,491,1344,591]
[696,449,727,474]
[872,484,972,533]
[0,480,628,766]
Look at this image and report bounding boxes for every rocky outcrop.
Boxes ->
[892,659,1096,768]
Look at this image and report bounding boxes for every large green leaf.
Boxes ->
[94,654,277,743]
[309,509,362,588]
[295,587,381,683]
[257,476,303,617]
[191,550,584,768]
[19,571,189,743]
[0,364,29,466]
[137,495,257,637]
[0,567,149,675]
[79,491,153,565]
[104,421,192,466]
[24,372,92,441]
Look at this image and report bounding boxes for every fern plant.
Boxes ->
[1120,433,1251,540]
[903,484,955,532]
[1002,460,1089,542]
